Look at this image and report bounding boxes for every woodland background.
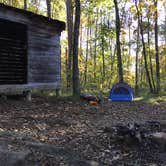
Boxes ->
[0,0,165,97]
[0,1,166,165]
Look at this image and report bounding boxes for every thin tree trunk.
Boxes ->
[102,37,105,79]
[101,11,105,79]
[135,23,139,94]
[65,47,68,87]
[46,0,51,19]
[114,0,123,82]
[128,18,131,70]
[135,0,153,92]
[24,0,27,10]
[66,0,73,90]
[94,9,98,83]
[108,13,113,82]
[154,0,160,93]
[72,0,81,96]
[79,23,83,84]
[140,55,143,88]
[107,13,112,59]
[147,18,155,90]
[79,23,83,56]
[89,19,93,84]
[140,16,153,92]
[84,25,89,85]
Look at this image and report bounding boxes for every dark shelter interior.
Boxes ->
[0,18,27,85]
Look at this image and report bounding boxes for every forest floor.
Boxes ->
[0,95,166,166]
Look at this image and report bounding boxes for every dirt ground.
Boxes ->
[0,96,166,166]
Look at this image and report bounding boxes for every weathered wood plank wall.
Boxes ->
[0,5,64,93]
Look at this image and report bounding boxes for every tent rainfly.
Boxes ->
[109,82,133,101]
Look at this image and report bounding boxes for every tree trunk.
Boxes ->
[93,9,98,83]
[24,0,27,10]
[100,10,105,80]
[140,55,143,88]
[72,0,81,96]
[79,23,83,56]
[147,17,155,90]
[101,37,105,79]
[114,0,123,82]
[154,0,160,93]
[46,0,51,19]
[140,18,154,92]
[65,47,68,88]
[135,23,139,94]
[66,0,73,90]
[128,18,131,71]
[84,25,89,85]
[135,0,153,92]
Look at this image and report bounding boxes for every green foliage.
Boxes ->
[134,89,166,103]
[0,0,165,96]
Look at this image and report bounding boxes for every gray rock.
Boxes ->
[23,141,69,156]
[150,132,166,151]
[69,160,99,166]
[0,149,30,166]
[156,153,166,164]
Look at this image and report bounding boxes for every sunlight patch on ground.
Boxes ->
[134,93,166,103]
[148,96,166,104]
[134,97,144,101]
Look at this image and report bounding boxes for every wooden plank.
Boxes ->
[0,37,25,44]
[0,64,25,68]
[0,8,62,88]
[0,46,26,51]
[0,68,25,71]
[0,58,25,63]
[0,71,25,74]
[0,39,26,46]
[0,48,26,54]
[0,58,25,62]
[0,82,60,94]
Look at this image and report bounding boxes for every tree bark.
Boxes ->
[147,17,155,90]
[79,23,83,56]
[84,25,89,85]
[93,9,98,83]
[72,0,81,96]
[100,10,105,80]
[135,0,153,92]
[114,0,124,82]
[154,0,160,93]
[101,37,105,79]
[135,23,139,94]
[46,0,51,19]
[140,18,154,92]
[128,17,131,71]
[24,0,27,10]
[66,0,73,90]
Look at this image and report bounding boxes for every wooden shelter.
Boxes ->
[0,3,65,96]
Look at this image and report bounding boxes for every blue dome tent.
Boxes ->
[109,82,133,101]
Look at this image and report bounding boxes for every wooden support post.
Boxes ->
[1,95,7,100]
[24,91,31,101]
[56,89,60,97]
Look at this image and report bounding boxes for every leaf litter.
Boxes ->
[0,96,165,165]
